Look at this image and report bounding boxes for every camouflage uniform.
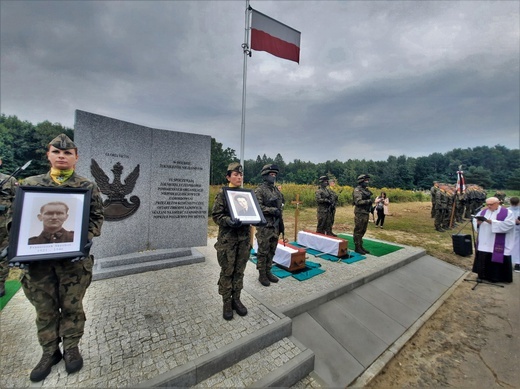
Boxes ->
[434,186,447,231]
[473,187,487,215]
[212,188,251,305]
[442,186,454,229]
[255,165,284,285]
[353,174,372,254]
[315,176,338,235]
[494,191,506,204]
[0,172,17,295]
[455,192,465,223]
[20,170,104,353]
[430,182,438,218]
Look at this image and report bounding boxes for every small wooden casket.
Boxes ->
[297,230,348,257]
[272,240,307,272]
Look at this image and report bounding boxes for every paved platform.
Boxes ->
[0,237,464,387]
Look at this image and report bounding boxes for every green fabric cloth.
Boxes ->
[290,261,325,281]
[249,256,325,281]
[0,280,21,311]
[336,234,403,257]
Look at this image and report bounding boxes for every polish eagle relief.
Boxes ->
[90,159,140,221]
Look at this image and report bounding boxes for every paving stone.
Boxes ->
[0,239,419,388]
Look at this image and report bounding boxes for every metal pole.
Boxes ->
[240,0,251,186]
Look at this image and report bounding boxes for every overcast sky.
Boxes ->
[1,0,519,163]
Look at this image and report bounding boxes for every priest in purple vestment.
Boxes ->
[472,196,515,283]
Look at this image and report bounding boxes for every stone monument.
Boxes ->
[74,110,211,279]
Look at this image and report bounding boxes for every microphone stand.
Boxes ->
[462,204,504,290]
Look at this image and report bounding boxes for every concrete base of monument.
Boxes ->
[92,247,205,280]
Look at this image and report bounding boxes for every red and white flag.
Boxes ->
[456,170,466,194]
[251,9,301,63]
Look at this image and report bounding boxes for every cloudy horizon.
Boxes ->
[1,0,518,163]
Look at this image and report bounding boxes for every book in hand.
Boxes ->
[472,215,487,222]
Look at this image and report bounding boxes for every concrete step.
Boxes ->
[290,255,466,387]
[92,248,205,280]
[134,317,293,388]
[197,336,314,388]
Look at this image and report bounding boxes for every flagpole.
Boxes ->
[240,0,252,185]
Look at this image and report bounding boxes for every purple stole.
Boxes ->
[479,207,508,263]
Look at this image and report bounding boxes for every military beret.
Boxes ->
[227,162,243,174]
[260,164,279,176]
[357,174,370,182]
[49,134,76,150]
[319,175,329,182]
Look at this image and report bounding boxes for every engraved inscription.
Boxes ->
[152,163,207,219]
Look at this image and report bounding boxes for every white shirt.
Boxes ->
[472,206,515,255]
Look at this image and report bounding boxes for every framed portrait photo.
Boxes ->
[223,187,266,225]
[8,186,92,263]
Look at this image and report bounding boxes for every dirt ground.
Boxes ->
[367,271,519,388]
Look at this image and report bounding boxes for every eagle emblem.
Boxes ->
[91,159,140,221]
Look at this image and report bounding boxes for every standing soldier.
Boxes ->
[315,175,338,236]
[353,174,373,254]
[255,164,284,287]
[430,182,439,218]
[494,191,506,204]
[212,162,251,320]
[443,185,455,229]
[455,190,465,224]
[19,134,104,382]
[0,158,17,297]
[434,184,447,232]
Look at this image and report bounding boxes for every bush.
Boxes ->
[208,183,427,215]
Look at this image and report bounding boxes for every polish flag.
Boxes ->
[251,9,301,63]
[456,171,466,194]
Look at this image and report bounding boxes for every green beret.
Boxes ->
[227,162,243,173]
[260,164,279,176]
[49,134,76,150]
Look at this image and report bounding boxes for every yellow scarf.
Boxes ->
[228,183,240,188]
[50,168,74,184]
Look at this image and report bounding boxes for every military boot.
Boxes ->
[354,246,366,255]
[223,300,233,320]
[258,270,270,286]
[63,347,83,374]
[361,247,371,254]
[266,269,279,283]
[30,349,62,382]
[232,298,248,316]
[0,282,5,298]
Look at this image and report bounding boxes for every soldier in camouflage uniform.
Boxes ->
[353,174,373,254]
[473,186,487,215]
[211,163,251,321]
[315,175,338,236]
[442,185,455,230]
[430,182,439,218]
[494,191,506,205]
[19,134,104,382]
[455,191,465,224]
[0,159,18,297]
[434,184,447,232]
[255,164,284,287]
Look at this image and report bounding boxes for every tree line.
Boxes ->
[2,114,519,190]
